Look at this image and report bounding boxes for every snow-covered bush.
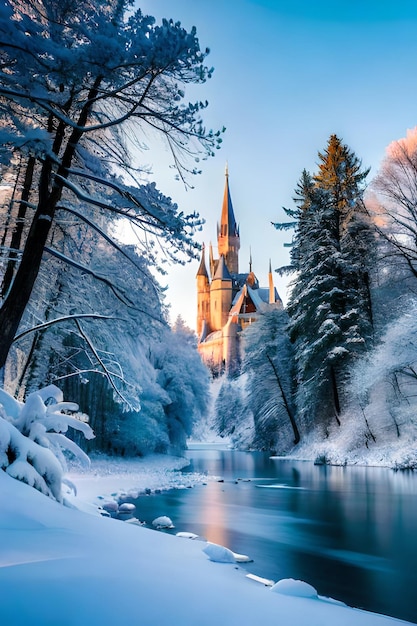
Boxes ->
[0,384,94,502]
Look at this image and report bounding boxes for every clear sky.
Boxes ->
[138,0,417,330]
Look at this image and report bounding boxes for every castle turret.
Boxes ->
[217,165,240,274]
[196,244,210,337]
[210,255,232,331]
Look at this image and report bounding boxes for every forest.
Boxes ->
[0,0,215,466]
[215,131,417,468]
[1,0,417,486]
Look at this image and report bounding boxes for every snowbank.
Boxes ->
[64,452,212,514]
[0,459,414,626]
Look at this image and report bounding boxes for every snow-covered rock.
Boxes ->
[203,542,237,563]
[203,542,252,563]
[271,578,318,598]
[232,551,253,563]
[102,501,119,513]
[152,516,174,529]
[118,502,136,513]
[125,518,145,526]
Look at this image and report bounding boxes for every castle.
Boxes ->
[196,168,282,375]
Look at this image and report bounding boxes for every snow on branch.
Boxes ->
[56,204,160,289]
[0,384,94,502]
[44,246,136,307]
[73,319,133,409]
[12,313,117,343]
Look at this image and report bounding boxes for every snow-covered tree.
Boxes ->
[171,315,199,347]
[370,127,417,285]
[0,384,93,501]
[275,136,375,430]
[213,376,255,448]
[332,299,417,467]
[242,309,299,452]
[13,229,212,455]
[0,0,222,370]
[150,326,211,453]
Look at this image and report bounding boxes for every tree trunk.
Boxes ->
[266,353,300,444]
[330,365,341,425]
[1,156,36,298]
[0,78,102,371]
[0,160,56,368]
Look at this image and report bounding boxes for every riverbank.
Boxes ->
[64,452,216,514]
[0,452,415,625]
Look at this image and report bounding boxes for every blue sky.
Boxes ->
[139,0,417,329]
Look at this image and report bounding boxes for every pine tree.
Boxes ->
[277,136,375,430]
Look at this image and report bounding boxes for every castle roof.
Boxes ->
[218,165,239,238]
[213,254,232,281]
[257,287,282,305]
[229,284,282,320]
[196,244,208,278]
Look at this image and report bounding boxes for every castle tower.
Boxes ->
[196,244,210,337]
[210,255,232,331]
[196,166,283,376]
[217,165,240,274]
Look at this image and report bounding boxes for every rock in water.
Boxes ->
[202,543,236,563]
[152,516,174,529]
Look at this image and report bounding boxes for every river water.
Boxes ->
[130,445,417,623]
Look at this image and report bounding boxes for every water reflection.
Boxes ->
[198,481,229,547]
[130,449,417,623]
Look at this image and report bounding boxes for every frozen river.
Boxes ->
[130,445,417,623]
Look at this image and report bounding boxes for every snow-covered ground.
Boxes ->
[1,453,415,626]
[64,452,212,514]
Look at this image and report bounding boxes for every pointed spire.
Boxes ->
[220,164,237,238]
[209,241,214,277]
[249,247,253,273]
[218,165,240,274]
[196,243,208,278]
[268,258,275,304]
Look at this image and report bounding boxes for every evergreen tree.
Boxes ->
[276,135,375,430]
[242,308,299,451]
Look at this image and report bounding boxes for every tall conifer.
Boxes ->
[278,135,375,430]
